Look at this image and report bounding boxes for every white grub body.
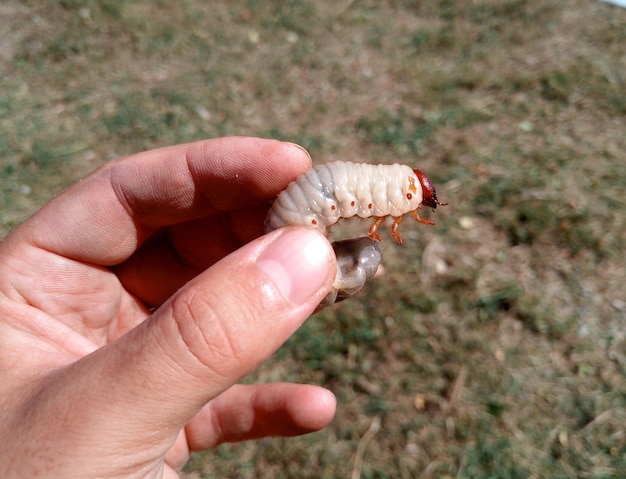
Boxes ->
[265,161,424,235]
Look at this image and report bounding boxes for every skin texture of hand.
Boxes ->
[0,137,337,478]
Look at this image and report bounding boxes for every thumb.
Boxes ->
[19,228,335,472]
[116,226,336,429]
[151,226,336,406]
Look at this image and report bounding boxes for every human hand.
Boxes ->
[0,137,337,478]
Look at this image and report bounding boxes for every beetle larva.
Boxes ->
[264,161,447,308]
[265,161,447,244]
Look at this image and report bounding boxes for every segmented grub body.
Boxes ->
[265,161,447,309]
[265,161,442,244]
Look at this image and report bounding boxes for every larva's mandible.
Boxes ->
[265,161,447,245]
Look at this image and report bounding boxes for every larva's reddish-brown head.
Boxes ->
[414,169,448,210]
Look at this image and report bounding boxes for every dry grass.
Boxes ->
[1,0,625,477]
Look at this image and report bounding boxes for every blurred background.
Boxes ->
[1,1,625,477]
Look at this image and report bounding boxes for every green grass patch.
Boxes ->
[2,0,625,477]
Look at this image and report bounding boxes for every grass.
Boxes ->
[2,0,625,477]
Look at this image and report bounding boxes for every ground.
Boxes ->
[1,1,625,477]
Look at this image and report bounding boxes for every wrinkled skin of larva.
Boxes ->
[315,237,383,311]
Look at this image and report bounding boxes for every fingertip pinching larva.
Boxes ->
[264,161,448,309]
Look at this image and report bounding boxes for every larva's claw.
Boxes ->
[369,231,382,242]
[368,217,385,242]
[411,210,436,226]
[391,216,404,245]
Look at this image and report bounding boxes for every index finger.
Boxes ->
[10,137,311,265]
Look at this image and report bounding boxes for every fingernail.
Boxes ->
[284,142,311,161]
[257,229,332,305]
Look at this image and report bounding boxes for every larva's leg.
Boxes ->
[411,209,436,226]
[368,217,385,242]
[391,215,404,245]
